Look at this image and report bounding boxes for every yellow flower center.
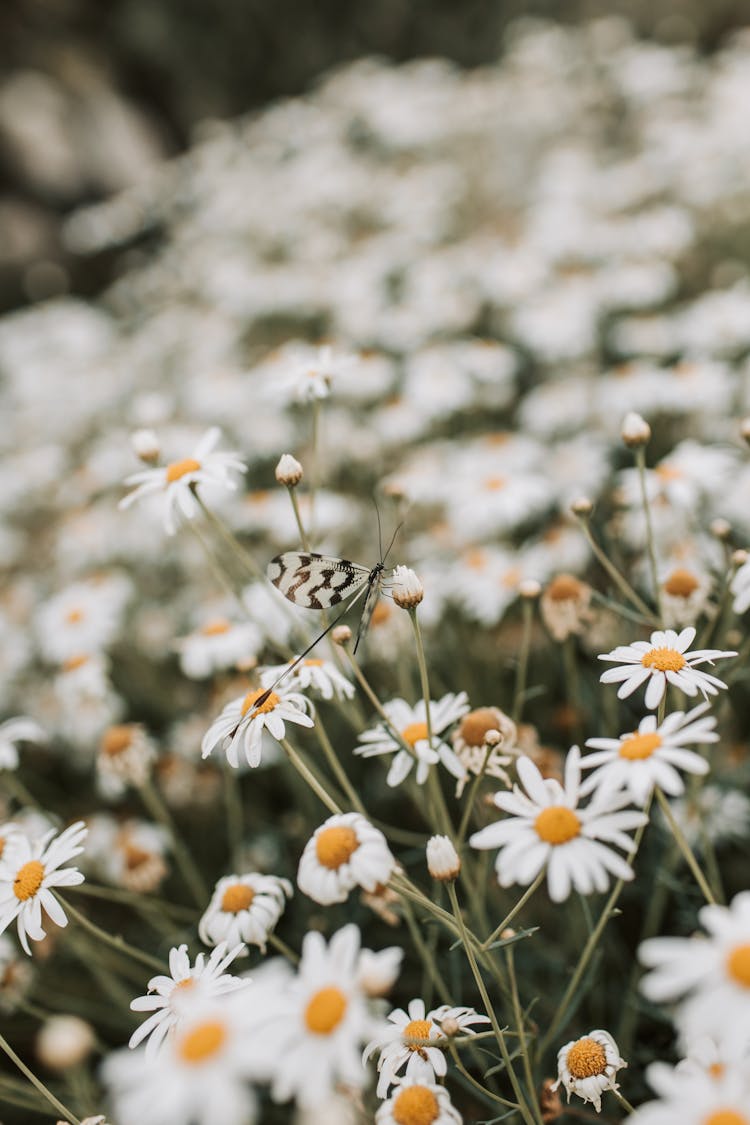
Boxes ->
[655,463,683,482]
[465,548,488,571]
[101,725,134,756]
[315,825,359,869]
[124,844,152,870]
[177,1020,227,1063]
[0,837,5,859]
[546,575,584,602]
[392,1085,440,1125]
[303,659,325,667]
[65,608,84,624]
[173,978,196,993]
[404,1019,432,1048]
[534,806,581,845]
[619,732,662,760]
[62,654,89,672]
[483,476,507,492]
[458,708,501,747]
[371,601,391,625]
[166,458,201,483]
[402,722,429,748]
[13,860,45,901]
[702,1113,749,1125]
[708,1062,726,1080]
[664,568,700,598]
[501,566,522,589]
[726,943,750,988]
[220,883,255,913]
[200,618,231,636]
[240,688,279,717]
[566,1037,607,1079]
[304,986,348,1034]
[641,647,686,672]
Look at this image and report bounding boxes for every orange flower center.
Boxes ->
[726,943,750,988]
[402,722,429,748]
[404,1019,432,1048]
[501,566,522,589]
[708,1063,726,1080]
[655,463,683,482]
[664,568,700,598]
[303,659,325,667]
[458,708,502,747]
[566,1037,607,1078]
[702,1113,749,1125]
[465,548,488,572]
[546,575,584,602]
[65,608,84,624]
[13,860,45,901]
[166,458,201,483]
[220,883,255,913]
[315,825,359,869]
[619,732,662,760]
[641,647,686,672]
[124,844,152,870]
[371,601,391,625]
[177,1020,227,1063]
[200,618,231,636]
[304,986,348,1034]
[483,476,507,492]
[101,725,134,756]
[240,688,279,717]
[62,654,89,672]
[392,1085,440,1125]
[534,806,581,845]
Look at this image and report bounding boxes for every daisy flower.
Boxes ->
[119,427,247,534]
[731,556,750,615]
[582,702,716,806]
[175,616,263,680]
[201,685,314,768]
[259,657,355,701]
[628,1058,750,1125]
[551,1029,626,1112]
[104,996,260,1125]
[0,821,87,954]
[354,693,469,787]
[0,716,46,771]
[639,891,750,1045]
[598,626,736,710]
[364,998,447,1097]
[297,812,396,906]
[35,578,129,662]
[199,873,292,952]
[375,1078,462,1125]
[248,924,385,1108]
[469,748,647,903]
[129,941,250,1057]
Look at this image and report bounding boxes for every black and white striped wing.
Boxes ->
[267,552,371,610]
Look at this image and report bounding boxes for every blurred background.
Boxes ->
[2,0,750,316]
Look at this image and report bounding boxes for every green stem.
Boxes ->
[67,881,196,920]
[223,763,244,865]
[636,446,663,623]
[314,718,366,815]
[482,873,545,950]
[0,1034,81,1125]
[614,1090,636,1114]
[448,1044,518,1110]
[139,780,209,907]
[267,932,300,965]
[655,787,716,905]
[457,745,491,848]
[280,738,342,814]
[58,893,168,974]
[288,487,311,552]
[575,515,654,620]
[506,944,537,1113]
[512,597,534,724]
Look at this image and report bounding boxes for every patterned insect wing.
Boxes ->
[267,552,370,610]
[353,564,386,653]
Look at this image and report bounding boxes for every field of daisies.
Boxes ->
[2,15,750,1125]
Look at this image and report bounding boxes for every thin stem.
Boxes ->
[655,787,716,905]
[614,1090,636,1115]
[193,491,265,583]
[447,882,539,1125]
[482,873,545,950]
[506,944,537,1113]
[448,1044,518,1110]
[309,398,321,541]
[67,881,196,921]
[267,932,300,964]
[314,718,366,815]
[457,745,491,848]
[280,738,342,815]
[0,1034,81,1125]
[512,597,534,724]
[139,780,209,907]
[58,892,168,974]
[223,763,244,864]
[1,772,40,809]
[409,608,434,748]
[574,515,654,620]
[635,446,663,623]
[287,487,311,552]
[562,635,584,747]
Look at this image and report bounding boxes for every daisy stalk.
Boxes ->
[481,871,546,951]
[0,1033,81,1125]
[505,940,536,1115]
[654,786,716,904]
[512,592,535,724]
[635,444,664,623]
[138,778,209,907]
[407,605,456,838]
[571,505,654,620]
[56,892,169,975]
[279,737,342,815]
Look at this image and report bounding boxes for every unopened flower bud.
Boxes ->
[732,549,748,568]
[391,565,424,609]
[500,927,516,940]
[621,412,651,447]
[426,835,461,881]
[484,728,502,747]
[440,1016,461,1037]
[275,453,303,487]
[519,578,542,599]
[711,517,732,541]
[740,417,750,446]
[37,1016,95,1071]
[131,428,160,464]
[332,625,352,646]
[570,496,593,518]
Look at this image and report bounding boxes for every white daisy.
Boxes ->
[364,998,447,1097]
[598,626,736,710]
[201,685,314,769]
[35,578,130,663]
[259,657,355,701]
[429,1004,490,1038]
[0,717,45,771]
[375,1078,463,1125]
[199,873,292,952]
[469,748,647,903]
[551,1029,627,1112]
[639,891,750,1045]
[582,702,716,806]
[104,997,260,1125]
[129,941,250,1057]
[628,1058,750,1125]
[731,556,750,615]
[119,427,247,534]
[248,924,385,1108]
[175,616,264,680]
[356,946,404,998]
[354,693,469,787]
[0,821,87,954]
[297,812,396,906]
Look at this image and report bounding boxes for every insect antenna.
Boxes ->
[373,496,384,562]
[382,520,403,566]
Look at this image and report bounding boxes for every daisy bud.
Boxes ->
[484,728,502,747]
[130,428,160,464]
[621,411,651,447]
[740,416,750,445]
[332,624,352,646]
[569,496,593,517]
[440,1016,461,1037]
[426,835,461,882]
[36,1016,95,1071]
[519,578,542,598]
[732,548,749,568]
[275,453,303,487]
[391,565,424,609]
[500,928,516,940]
[711,517,732,540]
